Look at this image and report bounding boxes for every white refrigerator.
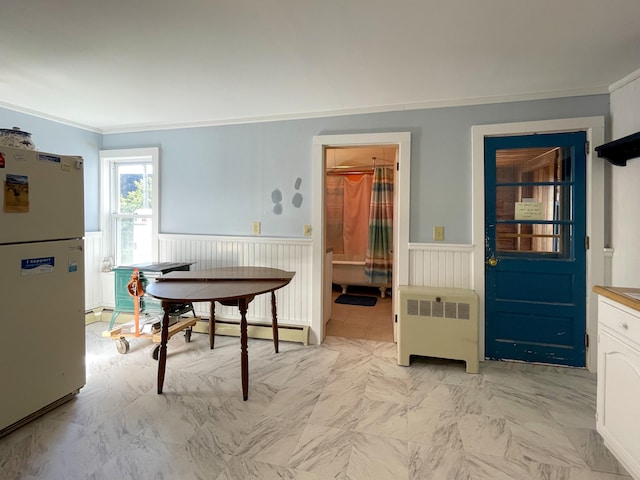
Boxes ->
[0,145,86,436]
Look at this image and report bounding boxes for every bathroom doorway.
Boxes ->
[324,145,397,342]
[311,132,411,346]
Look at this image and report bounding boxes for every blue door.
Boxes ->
[485,132,587,367]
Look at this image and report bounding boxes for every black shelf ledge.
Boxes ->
[595,132,640,167]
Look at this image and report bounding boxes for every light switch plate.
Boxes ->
[252,221,261,235]
[303,224,312,236]
[433,226,444,241]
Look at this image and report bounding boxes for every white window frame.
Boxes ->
[100,147,159,265]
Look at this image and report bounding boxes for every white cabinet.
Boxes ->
[597,296,640,479]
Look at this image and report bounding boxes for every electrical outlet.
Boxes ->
[303,224,312,237]
[252,221,261,235]
[433,226,444,241]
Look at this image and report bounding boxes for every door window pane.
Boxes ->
[494,146,572,255]
[496,147,563,183]
[495,185,567,223]
[496,222,568,254]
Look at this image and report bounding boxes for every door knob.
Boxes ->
[487,257,498,267]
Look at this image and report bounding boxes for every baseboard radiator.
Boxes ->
[96,310,309,346]
[397,286,479,373]
[192,318,309,345]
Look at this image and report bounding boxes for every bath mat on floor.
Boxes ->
[335,294,377,307]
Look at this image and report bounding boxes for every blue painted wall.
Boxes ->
[103,95,609,243]
[1,93,609,241]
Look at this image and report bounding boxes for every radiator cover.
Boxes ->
[398,286,479,373]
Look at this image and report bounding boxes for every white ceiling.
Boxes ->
[1,1,639,133]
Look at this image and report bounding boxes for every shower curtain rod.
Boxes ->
[326,163,394,175]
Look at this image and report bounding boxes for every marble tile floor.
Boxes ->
[0,321,631,480]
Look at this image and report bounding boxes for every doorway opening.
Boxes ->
[324,145,397,342]
[311,132,411,345]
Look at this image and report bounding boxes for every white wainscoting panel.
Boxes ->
[87,235,475,336]
[408,243,474,289]
[84,232,103,311]
[158,234,313,326]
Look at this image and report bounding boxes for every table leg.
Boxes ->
[209,301,216,349]
[271,291,279,353]
[239,297,249,401]
[157,302,171,394]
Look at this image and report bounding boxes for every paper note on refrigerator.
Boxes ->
[4,174,29,213]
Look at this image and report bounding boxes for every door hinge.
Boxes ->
[585,333,589,348]
[396,162,399,171]
[585,236,590,250]
[586,140,590,154]
[394,314,398,323]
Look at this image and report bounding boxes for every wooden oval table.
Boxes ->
[146,267,295,400]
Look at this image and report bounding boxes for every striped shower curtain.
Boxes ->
[364,167,394,284]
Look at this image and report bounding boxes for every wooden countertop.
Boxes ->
[593,285,640,313]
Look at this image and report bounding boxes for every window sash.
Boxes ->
[100,148,159,268]
[112,213,153,266]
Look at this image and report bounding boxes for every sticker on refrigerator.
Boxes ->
[21,257,55,276]
[68,245,82,273]
[38,153,61,164]
[4,174,29,213]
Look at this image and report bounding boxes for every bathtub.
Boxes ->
[332,253,391,298]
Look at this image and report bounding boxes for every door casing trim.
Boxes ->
[311,132,411,345]
[472,117,605,371]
